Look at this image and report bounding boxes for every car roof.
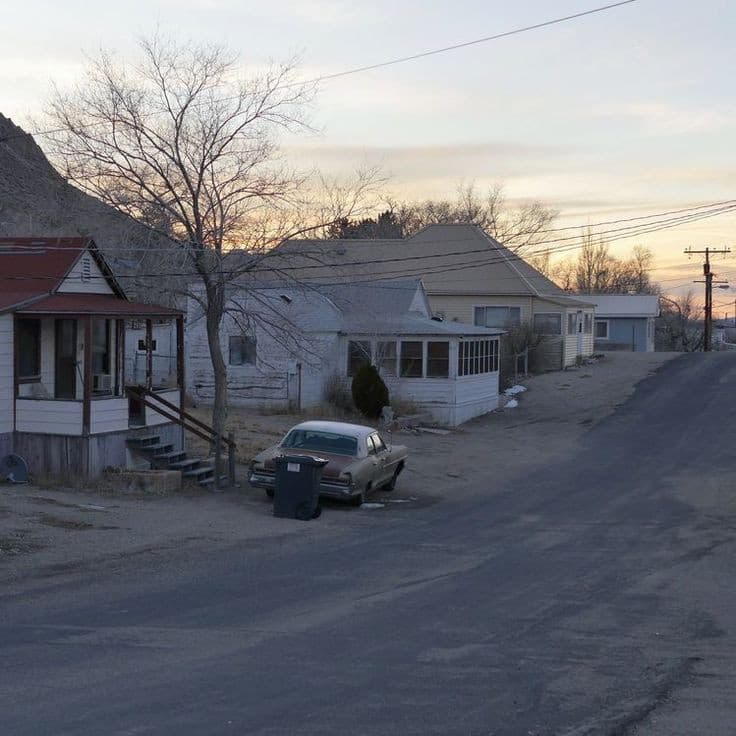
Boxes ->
[288,420,377,438]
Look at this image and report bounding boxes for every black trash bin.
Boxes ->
[272,454,328,520]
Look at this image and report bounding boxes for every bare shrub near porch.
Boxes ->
[323,373,354,413]
[45,35,380,438]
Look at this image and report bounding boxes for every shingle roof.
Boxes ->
[582,294,660,317]
[16,293,181,317]
[269,224,569,298]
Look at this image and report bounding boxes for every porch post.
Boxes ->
[82,316,92,437]
[145,319,153,391]
[176,316,185,450]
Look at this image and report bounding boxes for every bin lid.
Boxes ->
[275,454,329,468]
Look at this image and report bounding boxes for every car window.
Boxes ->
[371,433,387,453]
[366,435,377,455]
[282,429,358,456]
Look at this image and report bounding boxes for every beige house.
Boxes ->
[272,224,595,370]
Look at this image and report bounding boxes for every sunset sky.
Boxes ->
[2,0,734,296]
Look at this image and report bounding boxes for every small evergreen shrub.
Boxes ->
[351,364,389,419]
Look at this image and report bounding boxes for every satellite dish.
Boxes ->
[0,454,30,484]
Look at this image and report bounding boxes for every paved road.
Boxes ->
[2,353,736,735]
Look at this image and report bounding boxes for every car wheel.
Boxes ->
[265,488,274,499]
[383,468,400,492]
[350,492,364,507]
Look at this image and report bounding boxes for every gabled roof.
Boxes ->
[270,223,570,299]
[0,236,126,313]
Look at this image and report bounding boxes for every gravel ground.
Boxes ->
[0,351,680,590]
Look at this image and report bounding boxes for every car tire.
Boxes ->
[265,488,274,499]
[383,468,400,492]
[350,492,364,507]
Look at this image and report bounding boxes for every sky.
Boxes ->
[1,0,735,298]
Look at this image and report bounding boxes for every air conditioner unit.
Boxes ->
[93,374,113,392]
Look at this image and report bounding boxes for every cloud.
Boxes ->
[592,101,731,135]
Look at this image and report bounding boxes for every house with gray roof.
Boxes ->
[185,279,503,426]
[582,294,660,352]
[267,223,595,370]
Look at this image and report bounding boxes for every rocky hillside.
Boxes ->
[0,113,180,302]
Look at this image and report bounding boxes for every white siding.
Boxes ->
[57,253,114,294]
[91,398,129,434]
[16,399,83,435]
[0,315,13,433]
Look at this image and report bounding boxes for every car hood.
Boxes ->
[257,445,357,479]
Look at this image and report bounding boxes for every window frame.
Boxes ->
[17,318,42,383]
[474,305,522,329]
[229,334,257,366]
[426,341,450,378]
[594,320,610,339]
[533,312,562,336]
[458,338,499,377]
[399,340,424,378]
[376,340,397,376]
[347,340,371,377]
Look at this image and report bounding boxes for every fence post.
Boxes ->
[228,432,236,488]
[214,434,222,491]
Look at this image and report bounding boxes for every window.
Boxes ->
[91,319,111,376]
[567,313,577,335]
[347,340,371,376]
[595,320,609,339]
[17,318,41,381]
[533,313,562,335]
[474,306,521,329]
[229,335,257,365]
[427,341,450,378]
[376,340,397,375]
[371,433,387,453]
[584,313,593,334]
[137,338,157,351]
[458,339,499,376]
[400,341,423,377]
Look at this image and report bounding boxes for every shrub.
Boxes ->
[351,364,389,419]
[323,373,355,413]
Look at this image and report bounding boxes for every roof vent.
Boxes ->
[81,255,92,282]
[279,294,292,304]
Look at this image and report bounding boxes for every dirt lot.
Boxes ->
[0,352,679,591]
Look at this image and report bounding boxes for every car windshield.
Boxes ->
[282,429,358,457]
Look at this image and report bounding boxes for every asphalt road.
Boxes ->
[2,353,736,735]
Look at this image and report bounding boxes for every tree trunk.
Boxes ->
[205,281,228,439]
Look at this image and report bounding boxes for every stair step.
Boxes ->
[149,443,174,455]
[199,475,230,488]
[169,458,200,471]
[126,435,161,447]
[156,451,187,463]
[183,465,214,479]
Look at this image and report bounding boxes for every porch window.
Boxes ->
[17,318,41,381]
[347,340,371,376]
[458,339,499,376]
[533,313,562,335]
[229,335,257,366]
[595,320,609,339]
[377,340,397,375]
[427,341,450,378]
[567,313,577,335]
[400,341,423,377]
[92,319,113,395]
[474,306,521,329]
[584,313,593,334]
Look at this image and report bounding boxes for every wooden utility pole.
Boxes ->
[686,246,731,351]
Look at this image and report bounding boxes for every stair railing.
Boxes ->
[126,385,236,487]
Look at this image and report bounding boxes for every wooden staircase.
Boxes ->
[126,434,230,488]
[125,386,237,489]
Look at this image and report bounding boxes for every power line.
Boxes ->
[0,1,638,146]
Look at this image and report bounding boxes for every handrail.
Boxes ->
[126,385,235,454]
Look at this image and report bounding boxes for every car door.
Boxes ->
[368,433,391,486]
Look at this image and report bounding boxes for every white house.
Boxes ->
[186,279,504,427]
[268,224,596,370]
[0,237,185,476]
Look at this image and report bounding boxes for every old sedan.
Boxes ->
[248,420,408,505]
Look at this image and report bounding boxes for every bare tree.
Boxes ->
[45,35,377,436]
[328,182,557,252]
[657,292,703,351]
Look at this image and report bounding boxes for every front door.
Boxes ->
[55,319,77,399]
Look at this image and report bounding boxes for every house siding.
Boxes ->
[90,398,129,434]
[596,317,651,352]
[427,294,534,326]
[0,314,13,434]
[15,399,83,435]
[56,254,114,295]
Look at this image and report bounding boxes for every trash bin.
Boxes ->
[273,454,328,520]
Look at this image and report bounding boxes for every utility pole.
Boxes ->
[686,246,731,351]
